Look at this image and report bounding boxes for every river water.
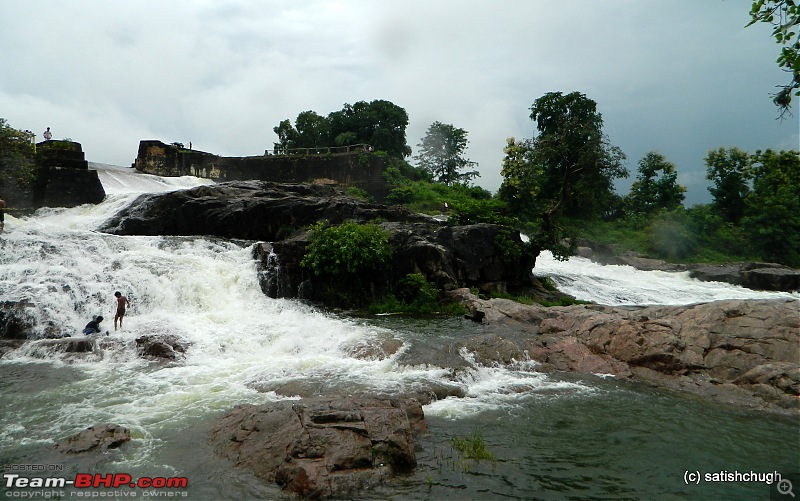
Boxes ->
[1,166,797,500]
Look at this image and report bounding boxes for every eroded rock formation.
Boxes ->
[450,289,800,413]
[209,396,425,499]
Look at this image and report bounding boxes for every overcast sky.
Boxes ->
[1,1,798,205]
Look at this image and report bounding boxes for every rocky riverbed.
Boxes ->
[448,289,800,414]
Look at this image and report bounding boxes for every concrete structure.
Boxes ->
[0,141,105,211]
[133,140,391,201]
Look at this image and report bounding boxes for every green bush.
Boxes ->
[346,186,373,202]
[301,220,393,276]
[368,273,466,316]
[493,230,530,263]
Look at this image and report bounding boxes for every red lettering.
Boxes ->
[74,473,92,488]
[113,474,132,488]
[94,473,114,488]
[166,477,188,488]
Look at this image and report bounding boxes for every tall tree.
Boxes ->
[526,91,628,219]
[328,100,411,158]
[414,121,478,185]
[742,149,800,266]
[626,152,686,214]
[705,147,753,224]
[748,0,800,114]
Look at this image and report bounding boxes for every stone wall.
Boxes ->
[133,140,391,201]
[0,141,105,211]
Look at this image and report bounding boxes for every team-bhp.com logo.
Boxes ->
[5,472,188,489]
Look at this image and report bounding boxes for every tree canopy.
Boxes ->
[0,118,35,161]
[742,149,800,265]
[414,121,478,185]
[705,147,753,224]
[626,152,686,214]
[274,100,411,158]
[499,91,628,221]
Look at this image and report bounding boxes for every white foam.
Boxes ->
[534,251,798,306]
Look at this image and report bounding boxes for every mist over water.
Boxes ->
[1,166,795,500]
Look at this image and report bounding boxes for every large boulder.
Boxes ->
[210,396,425,499]
[98,181,427,241]
[255,221,537,302]
[97,180,538,300]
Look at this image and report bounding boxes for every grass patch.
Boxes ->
[451,431,497,466]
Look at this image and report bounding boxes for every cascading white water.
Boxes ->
[0,165,575,455]
[533,251,798,306]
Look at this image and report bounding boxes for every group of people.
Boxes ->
[81,291,130,335]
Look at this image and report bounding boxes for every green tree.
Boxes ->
[748,0,800,113]
[414,121,478,185]
[273,100,411,157]
[497,137,539,214]
[272,118,299,152]
[0,118,36,185]
[0,118,35,159]
[294,110,330,149]
[626,152,686,214]
[742,149,800,266]
[526,91,628,220]
[272,110,331,152]
[328,100,411,157]
[705,147,753,224]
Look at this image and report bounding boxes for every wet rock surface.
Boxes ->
[54,424,131,454]
[210,396,425,499]
[448,289,800,414]
[135,334,190,360]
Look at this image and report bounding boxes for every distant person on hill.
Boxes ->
[82,315,104,335]
[0,196,5,234]
[43,127,52,141]
[114,291,130,331]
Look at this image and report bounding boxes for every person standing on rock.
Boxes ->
[114,291,130,331]
[43,127,52,141]
[0,196,5,234]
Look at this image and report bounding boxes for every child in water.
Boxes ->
[114,291,130,331]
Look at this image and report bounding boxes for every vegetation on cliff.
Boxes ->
[299,219,468,314]
[0,118,36,186]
